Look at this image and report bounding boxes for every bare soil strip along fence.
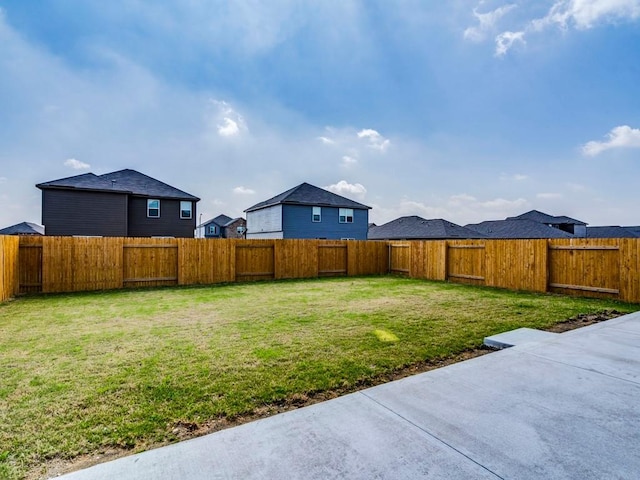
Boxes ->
[2,236,640,303]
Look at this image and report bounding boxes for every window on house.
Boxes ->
[237,226,245,235]
[180,201,192,219]
[209,225,217,235]
[147,199,160,218]
[339,208,354,223]
[312,206,321,222]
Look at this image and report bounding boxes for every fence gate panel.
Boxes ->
[548,239,620,298]
[446,242,485,285]
[388,243,410,275]
[235,240,275,282]
[318,243,347,277]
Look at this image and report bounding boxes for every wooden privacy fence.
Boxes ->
[2,236,640,303]
[13,237,388,294]
[389,238,640,302]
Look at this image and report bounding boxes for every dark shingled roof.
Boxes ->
[245,183,370,213]
[465,219,574,239]
[0,222,44,235]
[587,226,639,238]
[198,214,236,228]
[506,210,587,226]
[37,169,199,201]
[368,216,486,240]
[624,226,640,237]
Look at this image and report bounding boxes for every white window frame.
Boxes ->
[147,199,160,218]
[339,208,354,223]
[180,201,192,219]
[312,206,321,223]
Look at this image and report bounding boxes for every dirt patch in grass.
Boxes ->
[543,309,624,332]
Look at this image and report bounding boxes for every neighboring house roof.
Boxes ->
[624,226,640,237]
[368,216,486,240]
[0,221,44,235]
[506,210,587,226]
[198,214,233,228]
[245,182,371,213]
[222,217,245,228]
[587,226,640,238]
[465,219,574,239]
[37,169,200,201]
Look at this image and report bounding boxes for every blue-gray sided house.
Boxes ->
[244,183,371,239]
[36,169,200,237]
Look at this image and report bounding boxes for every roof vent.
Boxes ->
[111,180,117,188]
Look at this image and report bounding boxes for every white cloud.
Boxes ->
[357,129,390,152]
[478,197,528,209]
[317,136,335,145]
[533,0,640,31]
[582,125,640,156]
[208,100,247,138]
[218,118,240,137]
[495,31,525,56]
[233,186,256,195]
[64,158,91,170]
[537,192,563,199]
[464,4,517,42]
[499,173,528,181]
[341,155,358,167]
[324,180,367,200]
[490,0,640,55]
[0,176,7,184]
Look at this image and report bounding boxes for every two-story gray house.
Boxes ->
[244,183,371,239]
[36,169,200,237]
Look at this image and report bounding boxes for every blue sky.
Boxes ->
[1,0,639,229]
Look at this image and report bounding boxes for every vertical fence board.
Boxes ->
[19,236,43,294]
[485,239,547,292]
[123,238,177,288]
[620,238,640,303]
[0,236,20,301]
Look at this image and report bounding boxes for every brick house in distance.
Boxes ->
[36,169,200,237]
[196,214,246,239]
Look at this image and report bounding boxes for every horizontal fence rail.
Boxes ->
[1,236,640,303]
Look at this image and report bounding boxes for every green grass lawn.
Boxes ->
[1,276,638,479]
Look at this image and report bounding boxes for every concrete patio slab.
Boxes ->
[483,327,559,349]
[58,312,640,480]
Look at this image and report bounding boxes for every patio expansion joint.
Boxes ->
[357,390,505,480]
[522,351,640,387]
